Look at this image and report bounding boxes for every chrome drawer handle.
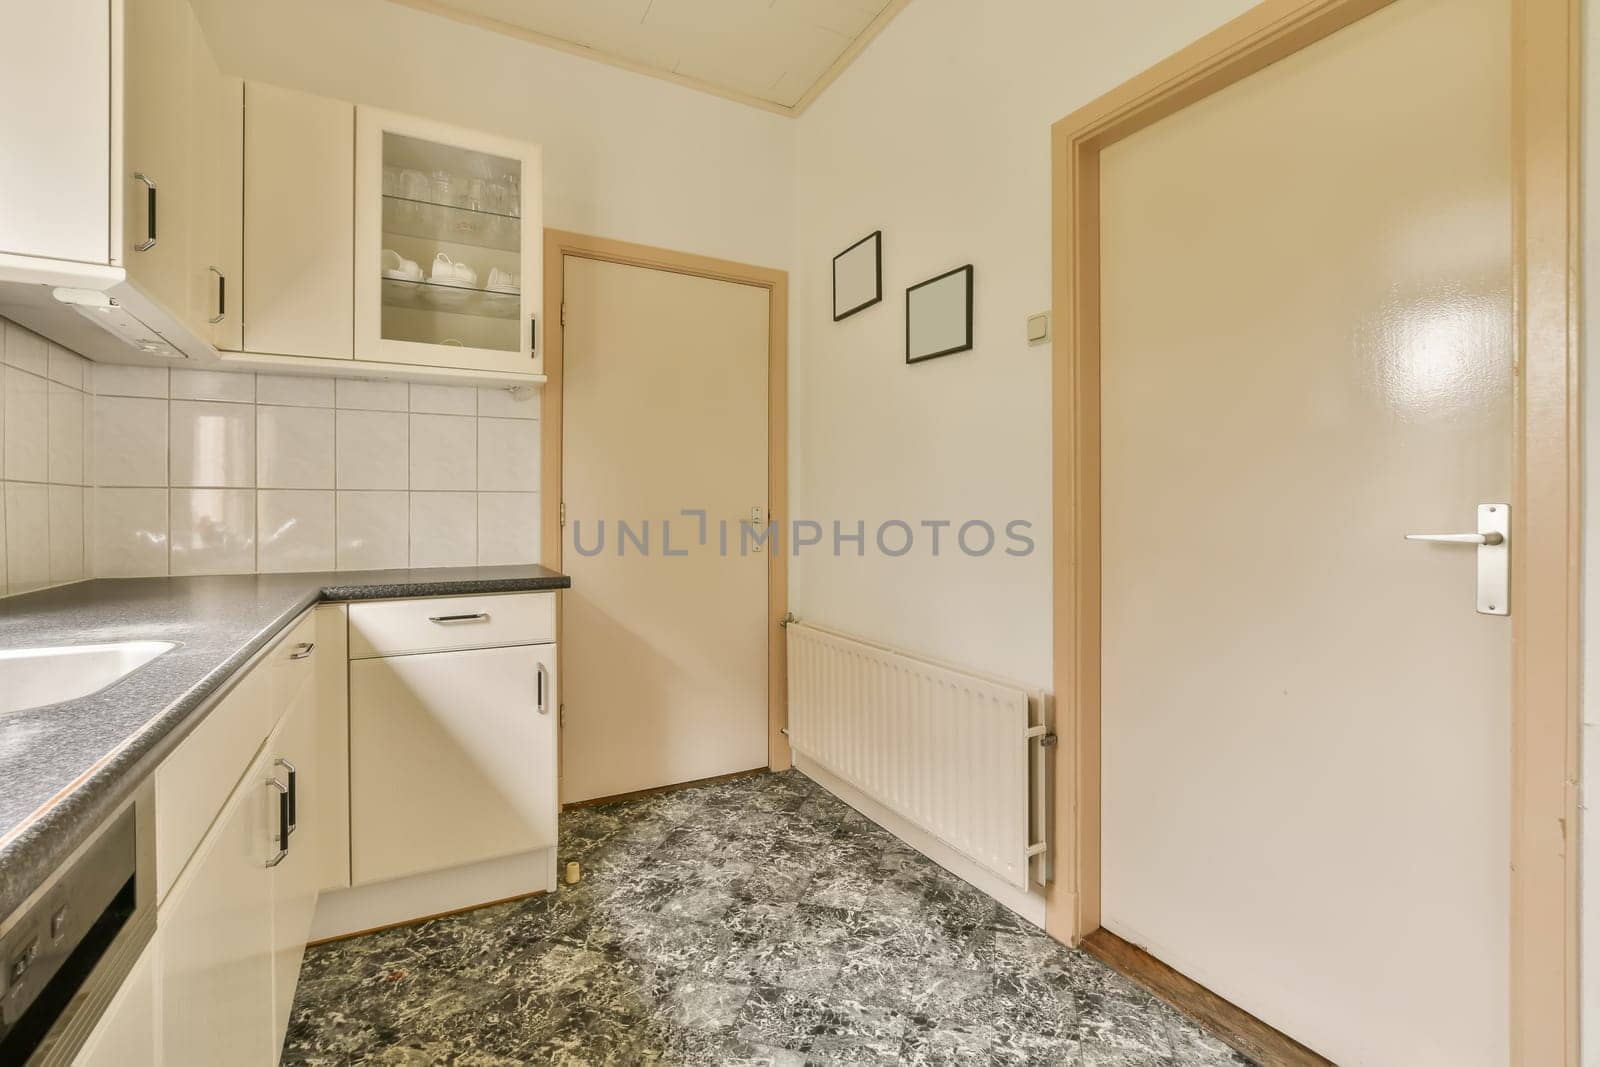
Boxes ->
[265,778,289,867]
[429,612,490,624]
[289,641,315,660]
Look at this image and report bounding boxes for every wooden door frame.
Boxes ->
[540,229,793,777]
[1046,0,1581,1062]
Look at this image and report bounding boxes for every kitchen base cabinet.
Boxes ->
[157,745,276,1066]
[269,676,320,1054]
[350,643,557,885]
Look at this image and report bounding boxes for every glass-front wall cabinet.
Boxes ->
[355,108,542,375]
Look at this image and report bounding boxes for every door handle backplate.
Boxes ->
[1405,503,1509,616]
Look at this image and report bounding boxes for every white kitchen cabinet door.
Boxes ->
[350,644,557,885]
[158,746,275,1067]
[73,940,159,1067]
[123,0,193,314]
[268,667,320,1056]
[243,82,354,359]
[354,106,542,374]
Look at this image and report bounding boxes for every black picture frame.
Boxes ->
[905,264,974,364]
[832,230,883,322]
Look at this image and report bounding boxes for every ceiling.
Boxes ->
[388,0,909,115]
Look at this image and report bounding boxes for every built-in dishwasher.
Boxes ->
[0,781,155,1066]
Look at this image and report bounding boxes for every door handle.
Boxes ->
[429,612,490,624]
[1405,503,1509,616]
[133,173,157,251]
[536,662,549,714]
[275,758,298,834]
[208,266,226,324]
[1404,532,1503,546]
[289,641,315,660]
[265,777,290,867]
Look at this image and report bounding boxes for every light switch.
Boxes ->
[1026,312,1051,345]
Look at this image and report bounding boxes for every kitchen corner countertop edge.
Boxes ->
[0,565,570,920]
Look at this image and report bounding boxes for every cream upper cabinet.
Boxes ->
[123,0,194,316]
[242,82,354,359]
[186,9,242,349]
[354,107,543,375]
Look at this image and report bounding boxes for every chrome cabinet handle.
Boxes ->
[536,662,548,714]
[1404,532,1503,545]
[429,612,490,624]
[208,265,225,324]
[275,758,298,834]
[265,777,289,867]
[289,641,315,660]
[133,173,157,251]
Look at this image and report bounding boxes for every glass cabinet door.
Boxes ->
[354,108,541,375]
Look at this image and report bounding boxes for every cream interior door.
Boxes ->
[1097,0,1511,1064]
[561,256,769,803]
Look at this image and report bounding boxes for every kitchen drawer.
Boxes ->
[154,609,312,904]
[348,593,555,659]
[267,611,317,714]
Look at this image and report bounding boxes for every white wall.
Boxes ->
[788,0,1254,688]
[189,0,794,271]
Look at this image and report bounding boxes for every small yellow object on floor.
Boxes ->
[564,861,581,885]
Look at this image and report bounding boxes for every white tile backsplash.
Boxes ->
[409,414,476,491]
[410,491,477,568]
[90,363,169,399]
[48,382,85,485]
[48,485,85,583]
[337,490,408,570]
[0,314,543,591]
[336,378,409,412]
[171,400,256,488]
[337,409,409,490]
[90,488,168,578]
[171,368,255,403]
[477,492,539,566]
[478,417,540,492]
[258,490,335,573]
[3,321,48,377]
[258,406,335,489]
[93,395,168,486]
[5,483,49,593]
[5,367,49,482]
[169,488,256,576]
[1,319,92,596]
[256,374,335,408]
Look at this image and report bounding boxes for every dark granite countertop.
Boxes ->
[0,565,569,919]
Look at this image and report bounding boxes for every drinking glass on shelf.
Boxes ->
[400,169,429,202]
[504,173,520,218]
[449,172,471,208]
[382,165,401,197]
[487,181,509,216]
[467,177,488,212]
[430,169,453,205]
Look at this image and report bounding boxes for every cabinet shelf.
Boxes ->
[381,276,520,320]
[382,195,520,253]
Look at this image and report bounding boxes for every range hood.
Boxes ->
[0,255,216,368]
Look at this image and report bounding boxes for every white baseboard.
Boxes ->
[794,753,1046,928]
[309,847,557,942]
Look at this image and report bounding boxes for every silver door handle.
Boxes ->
[536,662,549,714]
[289,641,315,660]
[1404,532,1504,546]
[133,172,157,251]
[429,612,490,624]
[208,265,226,324]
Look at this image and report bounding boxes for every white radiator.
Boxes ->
[785,622,1052,892]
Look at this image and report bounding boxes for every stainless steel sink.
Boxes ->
[0,641,175,714]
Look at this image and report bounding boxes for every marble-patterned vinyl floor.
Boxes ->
[282,770,1253,1066]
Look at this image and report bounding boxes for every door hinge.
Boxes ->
[559,703,565,728]
[560,301,566,327]
[560,501,566,528]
